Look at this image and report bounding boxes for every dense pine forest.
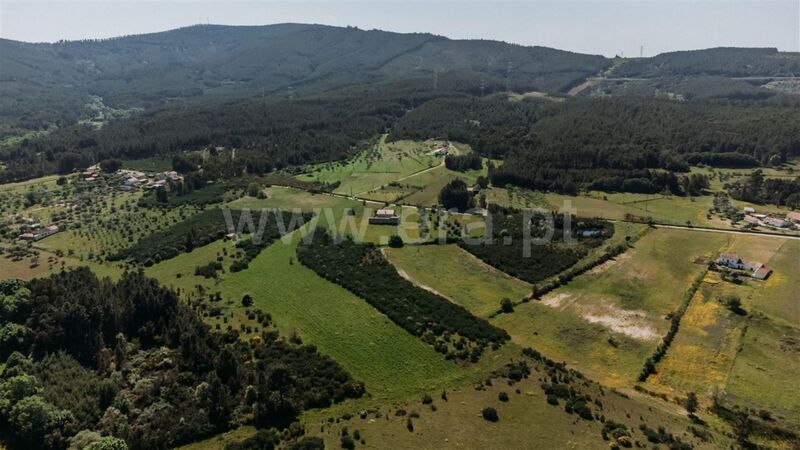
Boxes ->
[5,88,800,196]
[391,96,800,193]
[0,270,362,450]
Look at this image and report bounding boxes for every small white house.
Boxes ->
[743,207,755,214]
[718,253,745,270]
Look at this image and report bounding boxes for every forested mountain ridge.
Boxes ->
[0,23,609,131]
[613,47,800,78]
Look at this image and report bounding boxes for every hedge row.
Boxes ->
[297,231,509,360]
[637,270,707,382]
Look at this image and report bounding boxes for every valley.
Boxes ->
[1,21,799,450]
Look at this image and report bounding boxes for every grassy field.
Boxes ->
[644,234,800,427]
[0,248,64,280]
[645,276,747,400]
[401,166,460,207]
[296,137,441,196]
[384,244,532,318]
[0,174,62,193]
[176,426,257,450]
[304,358,730,450]
[690,161,800,192]
[724,316,800,426]
[746,240,800,326]
[494,228,729,387]
[214,227,467,399]
[144,239,236,295]
[486,186,798,234]
[714,237,800,326]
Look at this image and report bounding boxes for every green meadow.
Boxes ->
[384,244,532,318]
[295,137,440,196]
[494,228,728,387]
[214,227,465,399]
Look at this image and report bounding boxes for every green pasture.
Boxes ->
[215,227,465,399]
[384,244,532,317]
[296,137,440,196]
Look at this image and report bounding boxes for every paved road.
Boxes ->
[650,223,800,240]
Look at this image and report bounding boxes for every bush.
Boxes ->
[388,235,404,248]
[481,407,499,422]
[340,435,355,450]
[498,392,509,402]
[286,436,325,450]
[241,294,254,307]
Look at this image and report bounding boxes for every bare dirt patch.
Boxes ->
[581,302,661,341]
[588,252,632,275]
[541,292,574,308]
[539,291,659,341]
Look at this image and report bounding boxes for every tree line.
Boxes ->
[296,230,508,361]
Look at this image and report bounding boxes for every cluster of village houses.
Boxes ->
[16,168,183,242]
[742,207,800,230]
[118,169,181,190]
[78,167,182,191]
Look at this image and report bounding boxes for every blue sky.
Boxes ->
[1,1,798,56]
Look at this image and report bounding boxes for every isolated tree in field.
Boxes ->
[685,392,698,417]
[388,235,404,248]
[500,298,514,313]
[438,179,474,212]
[241,294,254,307]
[722,295,745,314]
[482,406,499,422]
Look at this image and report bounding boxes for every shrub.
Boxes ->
[388,235,404,248]
[340,434,355,450]
[498,392,509,402]
[482,407,499,422]
[286,436,325,450]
